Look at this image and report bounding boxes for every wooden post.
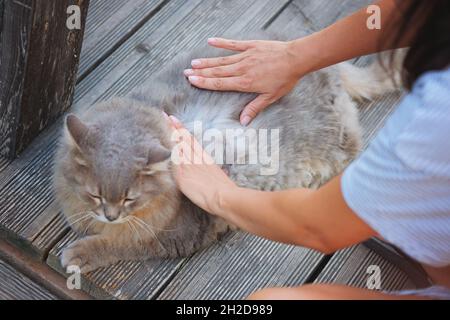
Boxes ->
[0,0,89,159]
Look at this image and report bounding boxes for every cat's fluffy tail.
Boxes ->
[338,49,406,101]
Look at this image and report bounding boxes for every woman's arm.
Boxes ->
[170,116,376,254]
[186,0,405,125]
[217,176,376,254]
[288,0,406,73]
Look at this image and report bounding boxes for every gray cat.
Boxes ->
[54,34,397,273]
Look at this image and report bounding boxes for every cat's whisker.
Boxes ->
[125,222,134,240]
[130,216,167,252]
[123,216,142,237]
[83,218,96,235]
[67,211,91,220]
[131,215,178,232]
[128,220,143,244]
[83,220,94,235]
[131,216,157,234]
[129,217,151,238]
[132,221,146,245]
[68,214,93,227]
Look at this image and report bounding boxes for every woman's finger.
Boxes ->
[207,37,254,51]
[188,75,250,92]
[181,129,214,165]
[191,52,245,69]
[184,62,244,78]
[169,115,183,129]
[169,116,213,165]
[240,94,275,126]
[168,116,190,164]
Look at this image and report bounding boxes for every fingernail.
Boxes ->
[191,60,201,67]
[189,76,200,83]
[241,116,252,126]
[184,69,194,76]
[169,115,181,126]
[207,37,218,44]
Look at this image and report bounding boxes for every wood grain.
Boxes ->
[158,232,323,300]
[0,258,57,300]
[78,0,168,78]
[293,0,372,31]
[314,245,416,291]
[0,0,89,159]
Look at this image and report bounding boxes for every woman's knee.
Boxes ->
[247,284,337,300]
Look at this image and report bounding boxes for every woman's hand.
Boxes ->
[184,38,307,126]
[169,115,237,216]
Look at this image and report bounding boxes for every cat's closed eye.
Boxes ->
[88,192,102,204]
[123,198,137,206]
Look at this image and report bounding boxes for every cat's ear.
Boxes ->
[141,143,172,175]
[65,114,89,151]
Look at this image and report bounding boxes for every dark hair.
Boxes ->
[384,0,450,90]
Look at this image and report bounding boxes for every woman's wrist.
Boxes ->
[286,34,329,78]
[213,185,241,221]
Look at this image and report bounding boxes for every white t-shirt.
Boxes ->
[342,68,450,268]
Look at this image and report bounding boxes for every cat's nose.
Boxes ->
[105,214,118,222]
[104,205,121,222]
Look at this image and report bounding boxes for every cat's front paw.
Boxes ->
[61,238,108,273]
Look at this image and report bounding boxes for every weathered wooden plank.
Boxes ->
[0,142,65,259]
[293,0,372,31]
[359,92,401,149]
[0,0,89,158]
[0,0,31,158]
[47,231,184,300]
[78,0,168,78]
[45,0,295,300]
[158,232,323,300]
[0,157,9,174]
[266,0,313,38]
[0,238,92,299]
[352,54,403,149]
[73,0,263,108]
[314,245,416,291]
[0,258,57,300]
[364,239,431,288]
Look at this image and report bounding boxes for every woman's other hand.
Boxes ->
[184,38,307,126]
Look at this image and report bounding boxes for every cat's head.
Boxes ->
[60,113,174,224]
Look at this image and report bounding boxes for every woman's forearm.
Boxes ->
[219,187,324,249]
[218,175,376,253]
[288,0,405,75]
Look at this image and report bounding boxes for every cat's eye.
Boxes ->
[121,198,135,205]
[88,193,102,202]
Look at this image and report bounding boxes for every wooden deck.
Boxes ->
[0,0,422,299]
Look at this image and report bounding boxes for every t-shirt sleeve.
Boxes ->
[341,69,450,267]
